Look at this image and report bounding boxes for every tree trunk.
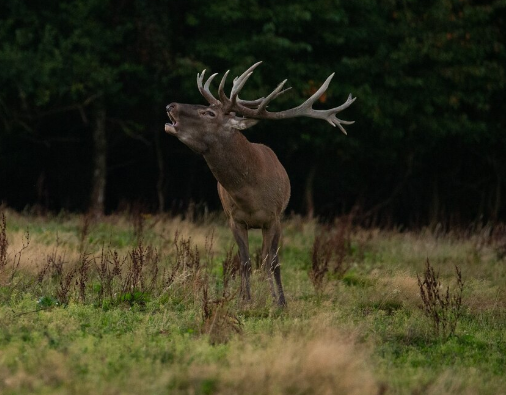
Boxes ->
[89,105,107,217]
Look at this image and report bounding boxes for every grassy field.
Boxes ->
[0,209,505,395]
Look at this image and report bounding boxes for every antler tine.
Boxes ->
[237,97,264,107]
[300,73,335,110]
[196,69,205,88]
[256,79,288,112]
[331,93,356,113]
[204,72,218,91]
[235,61,263,87]
[230,72,253,100]
[197,69,221,106]
[238,87,291,108]
[218,70,230,104]
[331,117,355,135]
[213,61,271,111]
[275,87,292,96]
[325,94,357,134]
[229,61,263,106]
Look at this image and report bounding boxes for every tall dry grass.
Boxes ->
[189,320,381,395]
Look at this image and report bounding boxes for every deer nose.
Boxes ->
[166,103,177,113]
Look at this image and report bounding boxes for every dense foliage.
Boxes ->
[0,0,505,225]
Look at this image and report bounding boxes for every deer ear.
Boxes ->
[226,116,259,130]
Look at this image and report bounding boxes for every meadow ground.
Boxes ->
[0,209,505,394]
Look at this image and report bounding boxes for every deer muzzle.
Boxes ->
[165,103,178,134]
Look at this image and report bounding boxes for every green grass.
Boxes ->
[0,209,505,394]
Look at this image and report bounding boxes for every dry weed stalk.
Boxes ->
[252,247,263,270]
[0,212,30,285]
[41,238,74,305]
[172,231,205,297]
[202,276,242,344]
[11,229,30,280]
[0,212,7,271]
[35,236,80,306]
[132,208,145,242]
[222,246,240,296]
[78,214,92,252]
[77,251,92,303]
[309,232,331,294]
[159,232,209,297]
[329,215,354,275]
[417,259,464,338]
[95,246,119,303]
[94,248,107,301]
[309,215,354,294]
[490,223,506,260]
[56,266,77,305]
[37,236,64,284]
[123,240,148,293]
[161,253,182,291]
[201,234,242,343]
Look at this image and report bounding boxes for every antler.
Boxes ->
[197,61,356,134]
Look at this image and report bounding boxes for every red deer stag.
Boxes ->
[165,62,355,306]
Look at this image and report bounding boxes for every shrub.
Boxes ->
[0,212,7,271]
[417,259,464,338]
[309,215,354,294]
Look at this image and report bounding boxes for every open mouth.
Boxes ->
[165,112,178,134]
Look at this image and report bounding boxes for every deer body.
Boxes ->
[166,62,355,306]
[207,134,290,227]
[209,131,290,303]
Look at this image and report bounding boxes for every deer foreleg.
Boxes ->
[263,222,286,307]
[261,226,278,301]
[231,222,251,301]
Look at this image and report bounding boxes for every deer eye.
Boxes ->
[201,110,216,118]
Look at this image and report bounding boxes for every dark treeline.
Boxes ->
[0,0,505,226]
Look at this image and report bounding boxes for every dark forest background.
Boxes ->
[1,0,505,227]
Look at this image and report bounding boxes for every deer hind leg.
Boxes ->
[231,222,251,301]
[263,222,286,307]
[261,227,278,301]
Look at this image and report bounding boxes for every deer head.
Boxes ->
[164,103,258,154]
[165,61,356,154]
